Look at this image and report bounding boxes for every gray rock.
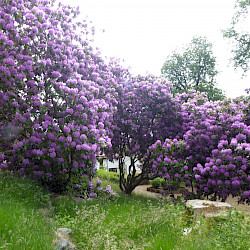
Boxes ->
[53,228,75,250]
[186,199,234,217]
[55,240,71,250]
[58,228,72,234]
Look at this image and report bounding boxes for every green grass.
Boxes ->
[0,174,55,249]
[53,192,250,250]
[1,173,249,250]
[96,178,121,193]
[96,168,120,183]
[179,212,250,250]
[54,194,185,249]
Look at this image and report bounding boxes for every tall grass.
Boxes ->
[1,173,249,250]
[54,194,185,249]
[54,187,250,250]
[0,174,55,249]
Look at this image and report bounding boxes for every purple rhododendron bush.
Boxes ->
[104,75,183,194]
[0,0,117,193]
[148,91,250,203]
[0,0,249,203]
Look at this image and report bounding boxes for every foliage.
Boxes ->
[161,37,225,101]
[105,75,183,194]
[0,0,117,193]
[55,194,185,249]
[193,82,226,102]
[223,0,250,74]
[179,212,250,250]
[0,0,249,203]
[1,173,249,249]
[150,177,162,189]
[96,168,120,183]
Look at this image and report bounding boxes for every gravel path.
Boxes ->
[133,185,250,214]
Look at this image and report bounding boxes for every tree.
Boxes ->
[161,37,225,101]
[105,75,183,194]
[0,0,117,193]
[223,0,250,75]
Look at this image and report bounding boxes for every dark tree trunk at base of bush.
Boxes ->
[118,157,157,195]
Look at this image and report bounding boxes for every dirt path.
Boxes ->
[133,185,250,214]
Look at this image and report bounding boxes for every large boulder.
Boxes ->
[186,199,234,217]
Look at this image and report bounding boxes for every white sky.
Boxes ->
[60,0,249,98]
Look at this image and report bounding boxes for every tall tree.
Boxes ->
[223,0,250,75]
[161,37,225,101]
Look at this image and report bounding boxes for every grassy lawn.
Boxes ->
[0,174,249,249]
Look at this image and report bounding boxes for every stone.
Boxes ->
[186,199,234,217]
[55,241,72,250]
[58,228,72,235]
[53,228,75,250]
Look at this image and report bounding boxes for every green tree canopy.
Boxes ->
[161,36,225,101]
[223,0,250,75]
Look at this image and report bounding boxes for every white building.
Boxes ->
[95,156,141,174]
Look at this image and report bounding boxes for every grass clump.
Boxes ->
[150,177,163,188]
[96,168,120,183]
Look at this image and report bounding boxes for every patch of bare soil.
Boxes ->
[133,185,250,214]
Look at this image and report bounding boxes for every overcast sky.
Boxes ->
[60,0,249,98]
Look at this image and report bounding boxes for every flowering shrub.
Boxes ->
[0,0,117,193]
[180,90,249,167]
[194,135,249,203]
[105,75,183,194]
[66,177,114,200]
[180,91,249,202]
[148,139,191,191]
[146,90,249,203]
